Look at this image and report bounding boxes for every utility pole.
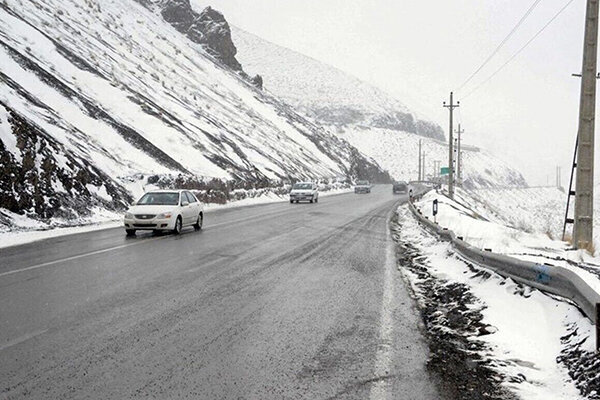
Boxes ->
[418,140,422,181]
[574,0,599,250]
[443,92,459,199]
[422,152,426,180]
[455,124,465,185]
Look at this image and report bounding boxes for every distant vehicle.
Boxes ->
[354,180,371,194]
[290,182,319,203]
[123,190,203,236]
[393,181,408,194]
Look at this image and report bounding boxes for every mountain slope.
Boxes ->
[231,27,445,141]
[0,0,389,229]
[231,27,527,188]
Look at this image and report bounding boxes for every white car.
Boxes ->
[289,182,319,204]
[354,180,371,194]
[123,190,203,236]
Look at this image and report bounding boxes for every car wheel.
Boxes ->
[173,216,183,235]
[290,199,294,204]
[315,197,318,203]
[126,229,136,236]
[194,213,203,231]
[309,199,313,203]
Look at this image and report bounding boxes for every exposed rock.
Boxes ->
[416,119,445,141]
[251,74,263,89]
[0,103,131,225]
[160,1,242,71]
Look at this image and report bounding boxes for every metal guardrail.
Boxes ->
[407,198,600,333]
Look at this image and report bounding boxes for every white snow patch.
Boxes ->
[397,206,587,399]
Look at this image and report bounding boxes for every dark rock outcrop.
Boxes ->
[415,119,445,141]
[160,1,242,71]
[251,74,263,89]
[372,112,445,141]
[0,103,131,224]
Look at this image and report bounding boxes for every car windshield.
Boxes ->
[357,181,369,185]
[137,192,180,206]
[293,183,312,190]
[395,183,407,188]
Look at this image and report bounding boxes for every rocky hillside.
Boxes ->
[0,0,390,230]
[232,28,527,188]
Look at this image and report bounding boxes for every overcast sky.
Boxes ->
[193,0,589,186]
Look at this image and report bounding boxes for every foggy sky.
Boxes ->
[193,0,589,186]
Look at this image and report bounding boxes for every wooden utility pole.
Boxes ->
[418,140,422,181]
[455,124,465,185]
[422,152,426,180]
[574,0,599,249]
[444,92,459,198]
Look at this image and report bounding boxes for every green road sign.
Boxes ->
[440,167,450,175]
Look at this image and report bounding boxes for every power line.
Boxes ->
[456,0,545,92]
[463,0,576,99]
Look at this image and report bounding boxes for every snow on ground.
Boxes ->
[468,185,600,254]
[414,188,600,294]
[395,205,591,400]
[466,187,566,238]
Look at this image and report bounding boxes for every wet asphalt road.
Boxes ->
[0,185,439,399]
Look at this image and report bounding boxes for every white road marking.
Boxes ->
[370,224,396,400]
[0,237,164,278]
[0,329,48,352]
[0,208,294,279]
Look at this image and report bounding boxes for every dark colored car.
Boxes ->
[393,181,408,194]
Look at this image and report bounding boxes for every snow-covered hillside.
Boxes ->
[231,27,444,141]
[337,127,527,188]
[232,28,527,188]
[0,0,389,230]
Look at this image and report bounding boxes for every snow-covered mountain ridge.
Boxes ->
[0,0,389,229]
[231,27,528,188]
[232,27,445,141]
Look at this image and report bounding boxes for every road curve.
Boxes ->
[0,185,440,399]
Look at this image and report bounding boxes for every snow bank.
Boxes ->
[414,188,600,297]
[395,206,590,399]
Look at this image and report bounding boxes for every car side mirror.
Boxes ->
[131,201,137,206]
[181,201,190,206]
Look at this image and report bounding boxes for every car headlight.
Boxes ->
[125,212,133,219]
[156,212,172,219]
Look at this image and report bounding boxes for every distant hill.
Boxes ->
[232,27,527,188]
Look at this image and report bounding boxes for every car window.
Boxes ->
[293,183,312,190]
[186,191,197,203]
[137,192,180,206]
